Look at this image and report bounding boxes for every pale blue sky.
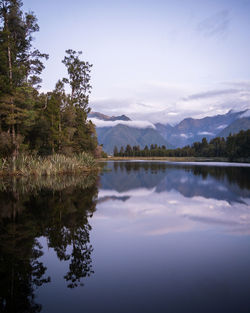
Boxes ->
[23,0,250,123]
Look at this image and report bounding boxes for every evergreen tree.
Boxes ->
[0,1,99,161]
[125,144,132,156]
[62,50,97,154]
[119,146,124,156]
[0,0,48,162]
[113,145,118,156]
[44,81,65,153]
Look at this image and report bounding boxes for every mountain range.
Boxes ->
[89,109,250,154]
[155,109,250,147]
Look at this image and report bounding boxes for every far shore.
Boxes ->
[98,156,250,163]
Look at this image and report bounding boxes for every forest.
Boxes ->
[0,0,98,166]
[1,1,249,172]
[114,129,250,161]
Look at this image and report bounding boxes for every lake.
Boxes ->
[1,161,250,313]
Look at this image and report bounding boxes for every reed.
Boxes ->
[0,152,97,177]
[0,172,98,194]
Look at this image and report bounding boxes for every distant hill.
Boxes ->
[155,109,249,147]
[90,109,250,154]
[218,117,250,138]
[96,124,171,154]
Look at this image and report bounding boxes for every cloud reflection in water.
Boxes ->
[95,162,250,236]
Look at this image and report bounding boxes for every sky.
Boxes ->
[23,0,250,124]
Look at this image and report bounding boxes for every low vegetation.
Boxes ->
[0,153,97,177]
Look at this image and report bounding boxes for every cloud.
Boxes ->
[179,133,193,139]
[89,117,156,129]
[183,89,238,101]
[168,112,179,116]
[168,84,250,124]
[90,98,134,114]
[216,124,228,129]
[197,10,230,38]
[198,131,215,136]
[89,81,250,125]
[89,81,190,122]
[224,81,250,89]
[149,83,250,124]
[90,97,163,119]
[186,215,239,226]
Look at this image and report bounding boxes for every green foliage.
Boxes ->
[0,0,48,159]
[101,150,108,158]
[62,49,92,111]
[0,1,98,165]
[24,53,98,157]
[115,130,250,161]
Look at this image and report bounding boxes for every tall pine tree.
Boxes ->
[62,50,97,154]
[0,0,48,162]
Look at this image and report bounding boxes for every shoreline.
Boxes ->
[98,156,250,164]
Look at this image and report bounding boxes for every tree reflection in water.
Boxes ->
[102,161,250,193]
[0,174,98,312]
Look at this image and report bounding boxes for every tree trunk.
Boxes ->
[5,6,17,170]
[8,36,17,171]
[59,114,62,152]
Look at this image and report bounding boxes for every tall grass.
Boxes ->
[0,152,97,177]
[0,172,98,194]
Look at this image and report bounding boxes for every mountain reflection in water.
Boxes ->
[98,162,250,235]
[0,162,250,313]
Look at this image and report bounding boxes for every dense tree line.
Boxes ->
[0,0,97,160]
[114,130,250,160]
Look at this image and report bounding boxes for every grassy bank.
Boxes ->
[0,152,97,177]
[0,172,98,194]
[98,156,250,163]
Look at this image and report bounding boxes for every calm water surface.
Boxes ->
[1,162,250,313]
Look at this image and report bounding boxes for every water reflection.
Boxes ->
[98,162,250,235]
[103,162,250,197]
[0,174,98,312]
[1,162,250,313]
